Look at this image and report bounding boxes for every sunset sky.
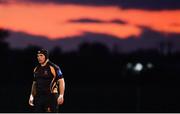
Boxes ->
[0,0,180,51]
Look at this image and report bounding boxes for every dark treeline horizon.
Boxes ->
[1,29,180,112]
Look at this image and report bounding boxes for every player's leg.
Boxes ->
[33,96,45,112]
[48,93,59,112]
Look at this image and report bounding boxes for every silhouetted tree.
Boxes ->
[90,42,109,56]
[78,42,109,57]
[0,29,9,53]
[78,42,91,56]
[49,46,62,63]
[159,40,174,55]
[0,29,10,78]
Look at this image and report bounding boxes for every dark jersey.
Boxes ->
[33,61,63,95]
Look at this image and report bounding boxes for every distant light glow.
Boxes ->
[134,63,143,72]
[126,63,133,69]
[147,63,153,69]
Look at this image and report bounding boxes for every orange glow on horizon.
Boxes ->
[0,3,180,39]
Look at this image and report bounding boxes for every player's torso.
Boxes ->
[34,63,54,95]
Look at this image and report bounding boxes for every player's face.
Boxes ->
[37,54,46,64]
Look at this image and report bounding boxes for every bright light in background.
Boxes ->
[126,62,154,73]
[126,62,133,69]
[147,62,153,69]
[0,3,180,40]
[134,63,143,72]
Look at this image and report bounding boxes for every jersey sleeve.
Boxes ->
[33,74,36,81]
[33,66,38,81]
[54,65,63,80]
[49,61,64,80]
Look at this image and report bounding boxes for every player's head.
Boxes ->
[37,49,49,64]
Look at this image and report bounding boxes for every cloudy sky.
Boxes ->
[0,0,180,51]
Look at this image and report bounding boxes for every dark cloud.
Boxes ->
[69,18,127,25]
[110,19,127,24]
[69,19,104,23]
[2,0,180,10]
[59,0,180,10]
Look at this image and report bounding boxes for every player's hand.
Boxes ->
[57,94,64,105]
[29,94,34,106]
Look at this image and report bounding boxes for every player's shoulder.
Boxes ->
[48,61,60,69]
[33,65,40,72]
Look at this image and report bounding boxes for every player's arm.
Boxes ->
[57,78,65,105]
[50,65,65,105]
[31,81,36,97]
[55,66,65,105]
[29,67,37,106]
[58,78,65,97]
[29,81,36,106]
